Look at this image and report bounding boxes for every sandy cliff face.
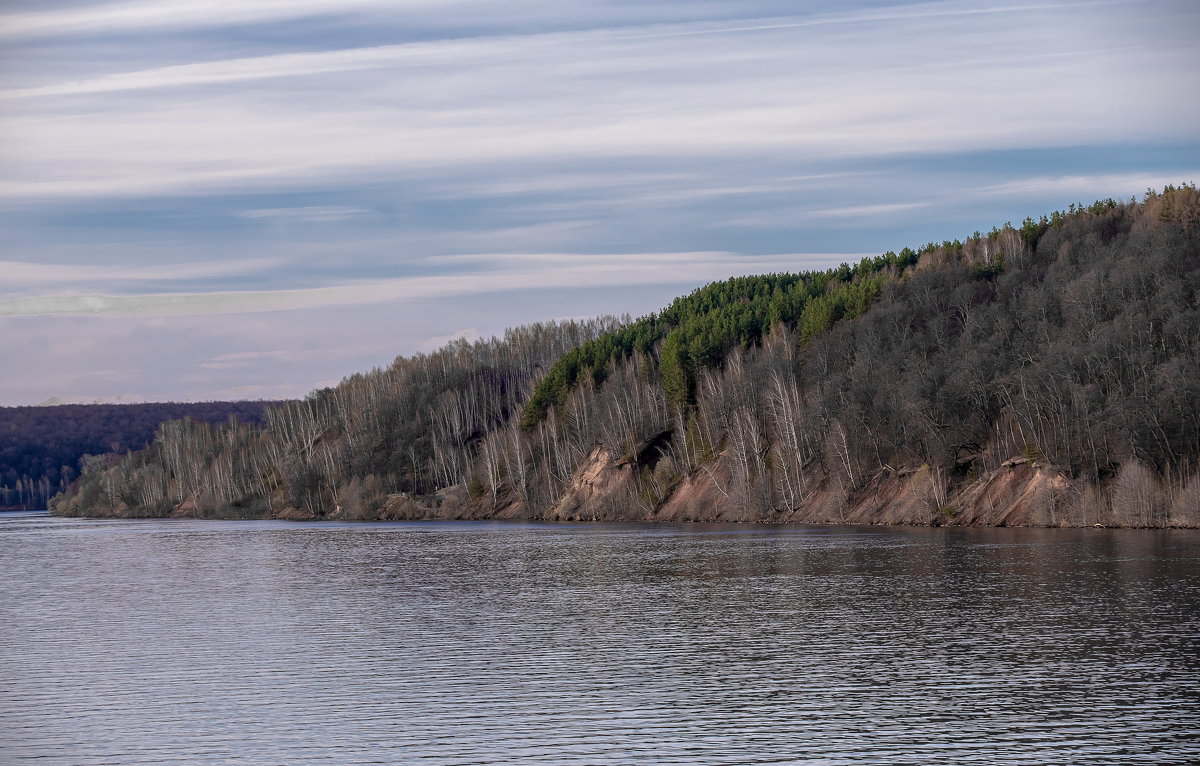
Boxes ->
[950,459,1073,526]
[446,447,1149,528]
[54,442,1191,527]
[544,447,640,522]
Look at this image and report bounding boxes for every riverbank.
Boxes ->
[57,447,1194,528]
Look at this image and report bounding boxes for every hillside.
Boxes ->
[1,401,281,510]
[52,186,1200,526]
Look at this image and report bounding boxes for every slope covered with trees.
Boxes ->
[53,186,1200,526]
[0,401,278,510]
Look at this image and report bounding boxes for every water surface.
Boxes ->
[2,512,1198,764]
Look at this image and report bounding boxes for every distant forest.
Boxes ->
[1,402,278,510]
[53,185,1200,526]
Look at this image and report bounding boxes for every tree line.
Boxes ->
[0,401,277,510]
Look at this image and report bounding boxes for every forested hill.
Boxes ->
[1,401,279,510]
[54,185,1200,527]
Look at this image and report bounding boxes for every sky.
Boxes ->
[1,0,1197,406]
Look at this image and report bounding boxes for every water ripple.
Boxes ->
[2,514,1198,764]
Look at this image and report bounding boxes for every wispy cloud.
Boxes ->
[0,251,861,317]
[0,4,1107,99]
[0,0,1115,42]
[1,257,281,288]
[419,328,479,351]
[3,3,1194,200]
[200,346,372,369]
[0,0,423,39]
[0,43,443,99]
[237,205,372,222]
[971,171,1200,200]
[804,202,932,220]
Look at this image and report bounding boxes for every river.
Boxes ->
[1,512,1197,764]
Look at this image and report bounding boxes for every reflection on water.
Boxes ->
[2,512,1198,764]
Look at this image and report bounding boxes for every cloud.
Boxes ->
[0,257,282,288]
[420,328,479,351]
[0,0,1089,40]
[0,0,426,39]
[0,4,1107,99]
[200,346,373,369]
[803,202,932,219]
[3,2,1195,200]
[719,201,936,229]
[237,205,372,222]
[0,43,444,100]
[971,172,1200,200]
[0,251,861,317]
